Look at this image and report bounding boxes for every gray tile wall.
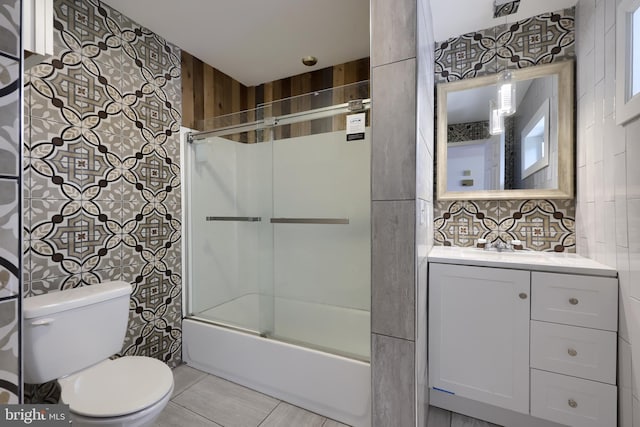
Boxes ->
[417,0,435,424]
[371,0,435,425]
[23,0,182,381]
[0,0,22,404]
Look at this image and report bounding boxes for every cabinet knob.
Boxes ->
[519,293,528,299]
[569,297,579,305]
[568,399,578,408]
[567,348,578,357]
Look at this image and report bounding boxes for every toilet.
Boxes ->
[23,281,174,427]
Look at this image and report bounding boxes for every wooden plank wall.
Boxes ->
[181,52,370,138]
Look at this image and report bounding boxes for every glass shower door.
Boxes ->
[187,127,274,335]
[269,124,371,360]
[187,82,371,360]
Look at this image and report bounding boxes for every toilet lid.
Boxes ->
[59,356,174,417]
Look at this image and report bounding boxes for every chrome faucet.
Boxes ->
[484,241,512,252]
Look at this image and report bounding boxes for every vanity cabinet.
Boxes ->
[428,249,618,427]
[429,264,530,413]
[529,272,618,427]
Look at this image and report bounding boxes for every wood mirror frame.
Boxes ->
[436,60,574,201]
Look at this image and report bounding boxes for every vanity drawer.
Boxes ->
[531,272,617,331]
[531,369,616,427]
[530,321,617,384]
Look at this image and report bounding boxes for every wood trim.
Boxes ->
[181,51,370,137]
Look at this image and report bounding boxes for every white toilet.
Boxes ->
[24,281,174,427]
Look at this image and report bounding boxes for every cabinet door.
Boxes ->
[429,263,530,414]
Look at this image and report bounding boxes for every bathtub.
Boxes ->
[183,318,371,426]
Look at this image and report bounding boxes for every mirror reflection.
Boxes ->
[445,74,558,192]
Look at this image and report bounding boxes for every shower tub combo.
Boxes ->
[182,84,372,427]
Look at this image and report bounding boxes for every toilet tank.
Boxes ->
[23,281,132,384]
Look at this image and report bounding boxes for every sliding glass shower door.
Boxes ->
[186,82,371,360]
[187,131,274,335]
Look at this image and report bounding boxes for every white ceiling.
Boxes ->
[447,79,534,124]
[101,0,578,87]
[101,0,370,87]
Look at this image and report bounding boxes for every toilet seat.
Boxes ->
[59,356,174,418]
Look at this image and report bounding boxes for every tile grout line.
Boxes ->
[166,399,224,426]
[169,371,209,400]
[255,400,283,427]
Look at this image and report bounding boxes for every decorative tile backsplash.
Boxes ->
[435,7,575,82]
[433,8,576,252]
[23,0,182,373]
[434,199,575,252]
[0,0,22,404]
[494,0,520,18]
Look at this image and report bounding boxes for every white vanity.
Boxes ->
[428,246,618,427]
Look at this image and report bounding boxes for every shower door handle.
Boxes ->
[206,216,262,222]
[270,218,349,224]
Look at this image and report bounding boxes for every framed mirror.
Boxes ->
[436,60,574,200]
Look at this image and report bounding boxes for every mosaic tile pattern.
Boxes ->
[496,10,575,69]
[435,7,575,82]
[494,0,520,18]
[0,0,21,405]
[447,120,489,143]
[433,7,576,252]
[24,382,60,404]
[434,199,575,252]
[0,180,19,297]
[0,0,20,57]
[23,0,182,371]
[0,299,19,403]
[0,56,20,176]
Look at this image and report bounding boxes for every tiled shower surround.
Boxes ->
[0,0,22,404]
[433,7,577,252]
[23,0,182,379]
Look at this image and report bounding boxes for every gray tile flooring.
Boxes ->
[155,365,350,427]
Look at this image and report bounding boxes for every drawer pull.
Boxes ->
[568,398,578,408]
[519,293,528,299]
[567,348,577,357]
[569,297,579,305]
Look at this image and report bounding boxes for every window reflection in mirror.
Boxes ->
[521,98,550,183]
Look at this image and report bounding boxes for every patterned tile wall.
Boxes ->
[435,7,575,82]
[494,0,520,18]
[0,0,22,404]
[434,200,575,252]
[23,0,182,384]
[433,8,576,252]
[447,120,489,143]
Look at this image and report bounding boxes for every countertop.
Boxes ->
[428,246,618,277]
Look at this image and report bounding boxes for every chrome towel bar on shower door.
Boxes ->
[205,217,349,224]
[270,218,349,225]
[205,216,262,222]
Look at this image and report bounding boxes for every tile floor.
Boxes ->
[155,364,350,427]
